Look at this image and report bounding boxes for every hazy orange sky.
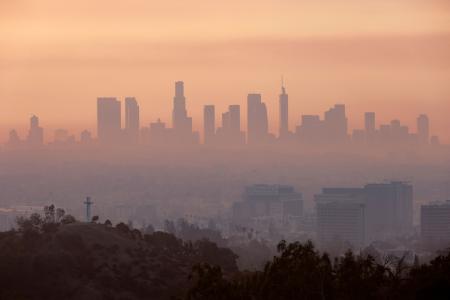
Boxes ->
[1,0,450,143]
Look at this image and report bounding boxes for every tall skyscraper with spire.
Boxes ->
[279,77,289,139]
[171,81,198,143]
[172,81,192,133]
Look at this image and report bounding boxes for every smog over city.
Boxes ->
[1,1,450,299]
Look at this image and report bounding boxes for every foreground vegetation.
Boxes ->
[188,240,450,300]
[0,206,448,299]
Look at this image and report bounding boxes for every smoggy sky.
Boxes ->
[1,0,450,143]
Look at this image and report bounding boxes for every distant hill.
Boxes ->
[0,216,237,300]
[1,209,449,300]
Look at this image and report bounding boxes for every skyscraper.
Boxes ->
[417,114,429,144]
[315,189,366,249]
[364,181,413,242]
[247,93,269,144]
[8,130,21,147]
[172,81,191,132]
[296,115,323,143]
[324,104,348,142]
[233,184,303,226]
[279,80,289,138]
[229,105,241,135]
[421,201,450,247]
[215,105,245,146]
[364,112,376,133]
[125,97,140,144]
[171,81,197,143]
[80,130,93,144]
[97,97,121,144]
[27,115,44,146]
[203,105,215,144]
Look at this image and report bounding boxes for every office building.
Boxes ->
[421,201,450,247]
[247,94,269,144]
[148,118,176,145]
[27,115,44,146]
[53,129,71,144]
[7,130,21,147]
[171,81,197,143]
[324,104,348,142]
[378,120,411,144]
[315,188,366,249]
[315,182,413,246]
[97,97,121,144]
[417,114,429,144]
[229,105,240,134]
[296,115,323,143]
[125,97,140,144]
[203,105,215,144]
[172,81,191,132]
[232,184,303,225]
[279,81,289,138]
[430,135,440,145]
[364,182,413,242]
[80,130,93,144]
[365,112,376,133]
[216,105,245,145]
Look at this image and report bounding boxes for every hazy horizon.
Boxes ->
[1,0,450,143]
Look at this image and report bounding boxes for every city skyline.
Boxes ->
[1,2,449,298]
[1,78,449,144]
[1,1,450,143]
[3,81,445,147]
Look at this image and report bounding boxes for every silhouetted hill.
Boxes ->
[1,210,449,300]
[0,217,237,300]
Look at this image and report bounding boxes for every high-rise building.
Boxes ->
[97,97,121,144]
[363,112,376,143]
[421,201,450,247]
[27,115,44,146]
[365,112,376,133]
[150,119,170,145]
[279,81,289,138]
[80,130,93,144]
[296,115,323,143]
[172,81,191,132]
[324,104,348,142]
[216,105,245,145]
[315,188,366,249]
[229,105,241,134]
[364,181,413,242]
[247,93,269,144]
[125,97,140,144]
[8,130,21,147]
[54,129,69,143]
[233,184,303,225]
[171,81,197,143]
[296,104,348,144]
[378,120,410,144]
[316,182,414,246]
[203,105,215,144]
[430,135,440,145]
[417,114,429,144]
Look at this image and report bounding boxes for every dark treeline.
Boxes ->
[0,206,449,300]
[0,206,237,300]
[188,240,450,300]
